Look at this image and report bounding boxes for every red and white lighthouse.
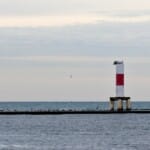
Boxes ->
[110,61,131,111]
[114,61,124,97]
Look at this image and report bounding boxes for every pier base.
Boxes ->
[110,100,115,111]
[110,97,131,111]
[118,100,123,111]
[126,98,131,110]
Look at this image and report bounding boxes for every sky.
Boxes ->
[0,0,150,101]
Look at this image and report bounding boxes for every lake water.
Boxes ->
[0,101,150,111]
[0,102,150,150]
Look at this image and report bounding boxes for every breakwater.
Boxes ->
[0,109,150,115]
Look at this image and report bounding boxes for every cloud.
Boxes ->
[0,55,112,63]
[0,14,150,27]
[0,20,150,58]
[0,15,99,27]
[0,0,150,16]
[0,55,150,64]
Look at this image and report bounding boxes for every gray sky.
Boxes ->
[0,0,150,101]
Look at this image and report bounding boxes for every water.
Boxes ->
[0,101,150,111]
[0,102,150,150]
[0,114,150,150]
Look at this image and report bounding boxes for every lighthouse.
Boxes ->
[114,61,124,97]
[110,61,131,111]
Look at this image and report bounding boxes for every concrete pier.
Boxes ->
[118,99,123,111]
[110,100,115,111]
[110,97,131,111]
[0,109,150,115]
[126,98,131,110]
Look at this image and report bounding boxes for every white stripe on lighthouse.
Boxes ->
[116,63,124,74]
[116,86,124,97]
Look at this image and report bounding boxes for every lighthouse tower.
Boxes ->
[114,61,124,97]
[110,61,131,111]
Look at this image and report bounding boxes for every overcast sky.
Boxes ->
[0,0,150,101]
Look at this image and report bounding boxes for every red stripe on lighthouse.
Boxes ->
[116,74,124,85]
